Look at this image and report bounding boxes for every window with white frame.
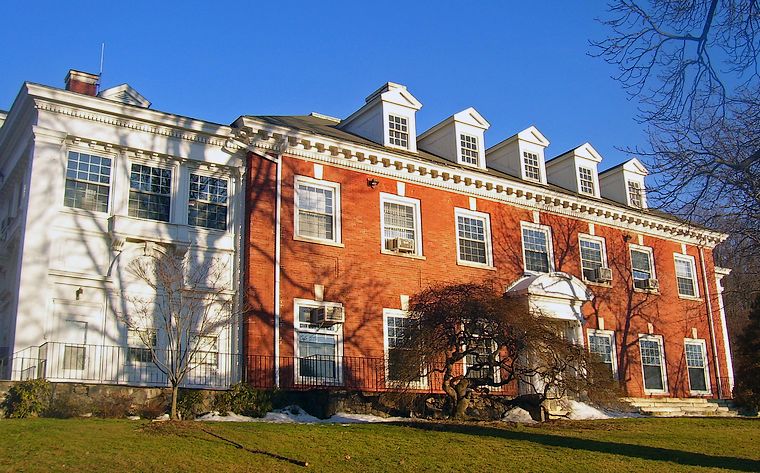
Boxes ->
[189,174,228,231]
[460,134,479,166]
[627,181,643,208]
[523,151,541,181]
[455,209,492,266]
[388,115,409,148]
[674,255,698,297]
[62,320,87,371]
[579,236,607,282]
[684,339,710,393]
[127,328,157,364]
[588,330,616,378]
[129,163,172,222]
[295,177,340,243]
[522,223,552,273]
[578,167,595,195]
[64,151,112,213]
[639,335,667,393]
[464,334,498,384]
[295,301,342,382]
[381,194,421,255]
[384,310,424,385]
[190,334,219,369]
[630,247,655,290]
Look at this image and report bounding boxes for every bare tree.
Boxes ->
[395,283,618,420]
[119,244,236,420]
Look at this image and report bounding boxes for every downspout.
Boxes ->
[698,246,723,399]
[273,151,282,388]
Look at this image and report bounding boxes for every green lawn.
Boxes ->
[0,417,758,472]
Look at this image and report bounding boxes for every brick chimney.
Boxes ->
[64,69,99,96]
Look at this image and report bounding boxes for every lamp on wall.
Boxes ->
[623,233,632,242]
[75,287,84,301]
[367,178,380,189]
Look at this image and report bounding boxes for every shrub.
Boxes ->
[45,391,92,418]
[1,379,51,418]
[177,389,206,420]
[91,390,133,418]
[212,383,272,418]
[138,397,167,420]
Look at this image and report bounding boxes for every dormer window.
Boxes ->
[523,151,541,181]
[460,134,479,166]
[579,167,595,195]
[628,181,643,208]
[388,115,409,149]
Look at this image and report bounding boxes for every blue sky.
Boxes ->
[0,1,646,171]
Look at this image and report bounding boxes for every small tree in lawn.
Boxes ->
[119,245,235,420]
[734,294,760,413]
[396,282,618,420]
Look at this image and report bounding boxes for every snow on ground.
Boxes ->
[502,407,537,424]
[566,401,611,420]
[196,405,407,424]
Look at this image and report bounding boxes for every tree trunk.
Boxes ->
[453,396,470,419]
[170,384,179,420]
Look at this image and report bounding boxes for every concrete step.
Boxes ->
[625,396,743,418]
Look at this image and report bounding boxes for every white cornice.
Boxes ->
[235,117,727,248]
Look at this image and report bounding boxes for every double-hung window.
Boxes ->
[295,300,342,384]
[189,174,228,230]
[627,181,643,208]
[384,309,425,387]
[295,176,340,244]
[381,194,421,255]
[579,236,607,282]
[129,164,172,222]
[190,334,219,369]
[388,115,409,149]
[639,335,667,393]
[62,320,87,371]
[588,329,617,378]
[630,246,656,290]
[455,209,492,267]
[521,223,552,273]
[523,151,541,181]
[684,339,710,393]
[64,151,112,213]
[578,167,595,195]
[674,255,699,298]
[460,134,479,166]
[127,329,157,364]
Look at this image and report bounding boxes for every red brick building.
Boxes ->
[236,83,733,400]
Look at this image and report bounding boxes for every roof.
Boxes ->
[242,114,719,234]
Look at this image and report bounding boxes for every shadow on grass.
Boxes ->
[398,421,760,472]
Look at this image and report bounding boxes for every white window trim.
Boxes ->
[520,221,554,274]
[294,175,342,246]
[380,192,423,258]
[522,151,542,182]
[577,166,596,196]
[386,113,411,151]
[578,234,608,284]
[126,327,158,366]
[454,208,494,269]
[638,334,668,395]
[673,253,700,299]
[458,133,480,167]
[629,244,657,291]
[382,308,427,389]
[126,159,177,223]
[626,180,645,208]
[293,298,344,385]
[684,338,711,395]
[187,170,231,233]
[461,335,502,387]
[61,147,117,215]
[587,329,618,378]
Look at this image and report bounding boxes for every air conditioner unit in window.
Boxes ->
[595,267,613,283]
[311,306,345,325]
[643,278,659,291]
[389,237,416,253]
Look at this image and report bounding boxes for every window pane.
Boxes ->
[64,151,111,212]
[640,338,664,391]
[580,238,603,280]
[297,184,335,240]
[631,249,653,287]
[628,181,643,208]
[298,332,337,379]
[128,164,171,221]
[523,152,541,181]
[388,115,409,148]
[579,167,595,194]
[460,134,478,165]
[63,346,86,370]
[523,227,550,272]
[675,258,696,296]
[384,202,416,251]
[189,174,228,230]
[458,215,487,264]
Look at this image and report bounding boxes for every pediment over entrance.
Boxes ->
[505,272,593,323]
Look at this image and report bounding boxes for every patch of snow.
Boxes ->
[565,400,641,420]
[502,407,537,424]
[195,405,408,424]
[127,415,141,421]
[152,413,170,422]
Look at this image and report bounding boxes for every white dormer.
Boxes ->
[417,107,490,169]
[98,83,151,108]
[338,82,422,152]
[599,158,649,209]
[486,126,550,184]
[546,142,603,198]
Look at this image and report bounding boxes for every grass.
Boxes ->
[0,417,758,472]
